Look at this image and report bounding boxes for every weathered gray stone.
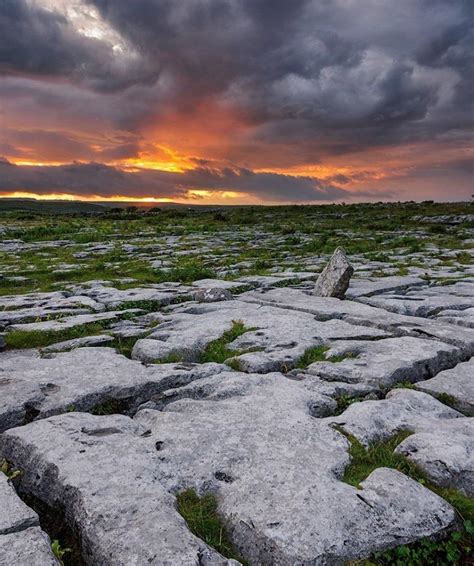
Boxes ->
[0,474,59,565]
[0,474,38,535]
[0,528,59,566]
[359,280,474,317]
[395,418,474,496]
[313,247,354,299]
[0,293,103,320]
[0,291,70,311]
[134,372,457,564]
[437,306,474,328]
[73,282,194,309]
[139,370,337,417]
[237,272,315,288]
[193,279,244,291]
[2,224,474,565]
[331,389,474,495]
[240,287,474,355]
[0,347,228,432]
[0,307,92,330]
[194,288,233,303]
[304,337,461,388]
[7,310,141,335]
[41,334,114,353]
[346,276,425,298]
[132,300,387,370]
[416,359,474,416]
[331,389,462,446]
[0,413,236,566]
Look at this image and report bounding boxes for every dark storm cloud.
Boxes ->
[86,0,473,137]
[0,159,350,202]
[0,0,472,200]
[3,0,471,131]
[0,0,157,91]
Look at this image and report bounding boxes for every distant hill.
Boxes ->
[0,198,107,214]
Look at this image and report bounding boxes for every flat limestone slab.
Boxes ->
[416,359,474,416]
[396,418,474,497]
[332,389,473,495]
[332,389,462,445]
[239,287,474,354]
[346,276,425,298]
[0,374,459,565]
[0,474,38,535]
[132,300,388,371]
[7,310,141,334]
[0,347,228,432]
[41,334,115,353]
[0,474,59,565]
[359,280,474,317]
[74,282,195,309]
[135,372,457,564]
[0,528,59,566]
[436,306,474,328]
[0,413,235,566]
[304,337,461,388]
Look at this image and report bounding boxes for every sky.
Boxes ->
[0,0,472,205]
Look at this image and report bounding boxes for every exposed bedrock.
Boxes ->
[0,347,228,433]
[131,299,389,368]
[1,373,460,565]
[0,474,59,565]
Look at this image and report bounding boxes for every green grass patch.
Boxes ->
[166,259,216,283]
[456,251,472,265]
[112,336,141,358]
[334,395,367,416]
[296,346,357,368]
[328,351,358,363]
[338,427,474,565]
[198,320,255,364]
[296,345,330,368]
[433,392,459,410]
[336,428,416,488]
[155,352,185,364]
[358,520,473,565]
[89,398,132,416]
[176,489,248,564]
[5,322,107,349]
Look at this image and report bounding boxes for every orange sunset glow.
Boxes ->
[1,1,472,204]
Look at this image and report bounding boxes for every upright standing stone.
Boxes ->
[313,247,354,299]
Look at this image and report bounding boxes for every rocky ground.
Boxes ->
[0,203,473,565]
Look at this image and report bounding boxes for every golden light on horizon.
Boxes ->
[0,192,176,203]
[119,159,187,173]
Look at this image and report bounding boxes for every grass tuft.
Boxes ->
[177,489,248,564]
[336,428,416,488]
[296,346,358,369]
[155,352,185,364]
[333,395,366,416]
[89,398,131,415]
[337,427,474,565]
[198,320,256,364]
[5,323,107,349]
[296,345,329,368]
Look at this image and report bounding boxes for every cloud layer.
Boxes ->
[0,0,472,202]
[0,158,353,202]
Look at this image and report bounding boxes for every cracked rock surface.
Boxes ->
[0,474,59,565]
[0,347,227,432]
[1,381,458,565]
[0,414,235,566]
[1,216,473,565]
[132,300,387,369]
